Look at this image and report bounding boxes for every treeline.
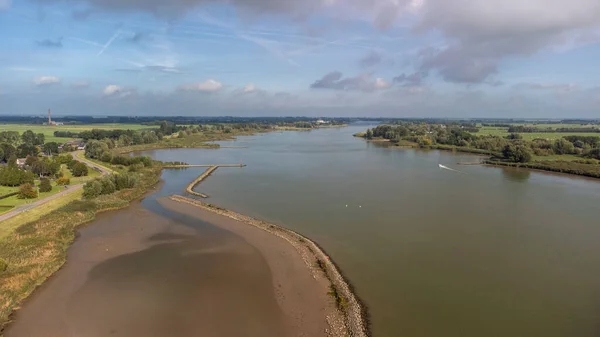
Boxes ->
[83,173,140,199]
[363,124,600,164]
[85,140,152,169]
[508,125,600,133]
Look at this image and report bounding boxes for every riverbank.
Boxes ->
[358,137,600,179]
[167,195,369,337]
[0,164,162,332]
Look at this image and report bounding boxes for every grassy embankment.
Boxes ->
[0,162,162,331]
[0,123,154,143]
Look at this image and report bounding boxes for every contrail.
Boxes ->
[439,164,465,173]
[97,29,121,56]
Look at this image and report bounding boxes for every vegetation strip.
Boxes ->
[168,195,370,337]
[0,164,161,332]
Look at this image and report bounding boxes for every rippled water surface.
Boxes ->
[139,125,600,337]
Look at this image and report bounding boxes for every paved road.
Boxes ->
[0,184,83,222]
[0,151,110,223]
[73,150,113,175]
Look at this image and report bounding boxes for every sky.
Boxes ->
[1,0,600,117]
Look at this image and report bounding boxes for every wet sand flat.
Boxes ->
[5,198,331,337]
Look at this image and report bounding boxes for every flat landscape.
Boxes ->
[0,123,155,143]
[476,125,600,141]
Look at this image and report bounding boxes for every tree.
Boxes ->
[503,144,532,163]
[99,176,116,194]
[365,129,373,139]
[43,142,59,155]
[83,180,102,199]
[0,143,16,162]
[71,162,89,177]
[39,178,52,193]
[17,183,38,199]
[55,153,73,165]
[84,140,108,159]
[35,133,45,145]
[31,160,52,177]
[7,155,17,167]
[21,130,36,145]
[17,144,39,158]
[552,139,575,155]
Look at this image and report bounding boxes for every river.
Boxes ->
[139,124,600,337]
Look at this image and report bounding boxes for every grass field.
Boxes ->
[0,183,64,211]
[476,126,600,141]
[60,164,101,184]
[0,123,155,143]
[0,188,83,239]
[0,186,18,196]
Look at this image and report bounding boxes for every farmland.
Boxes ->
[0,123,155,143]
[476,126,600,141]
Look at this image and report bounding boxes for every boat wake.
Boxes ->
[438,164,464,174]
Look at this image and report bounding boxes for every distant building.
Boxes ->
[16,158,27,168]
[59,140,85,150]
[44,109,63,126]
[315,119,329,124]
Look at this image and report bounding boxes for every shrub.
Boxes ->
[71,162,89,177]
[56,177,71,186]
[114,172,139,190]
[0,258,7,273]
[38,178,52,193]
[83,180,102,199]
[99,176,116,194]
[18,183,38,199]
[111,155,130,166]
[100,152,113,163]
[128,163,144,172]
[55,153,74,164]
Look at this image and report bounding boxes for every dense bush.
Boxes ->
[99,176,116,194]
[83,180,102,199]
[56,177,71,186]
[38,178,52,193]
[71,162,89,177]
[0,167,35,186]
[55,154,74,165]
[17,183,38,199]
[82,172,140,199]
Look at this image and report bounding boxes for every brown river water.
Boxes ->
[137,124,600,337]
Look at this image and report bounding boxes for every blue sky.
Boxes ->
[1,0,600,117]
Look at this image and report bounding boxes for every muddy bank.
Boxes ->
[5,198,334,337]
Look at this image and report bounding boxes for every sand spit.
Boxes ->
[168,195,370,337]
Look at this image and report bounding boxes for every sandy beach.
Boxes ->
[4,197,341,337]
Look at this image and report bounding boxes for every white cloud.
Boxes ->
[33,76,60,86]
[103,84,135,97]
[415,0,600,83]
[243,83,257,93]
[103,84,121,96]
[179,79,223,92]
